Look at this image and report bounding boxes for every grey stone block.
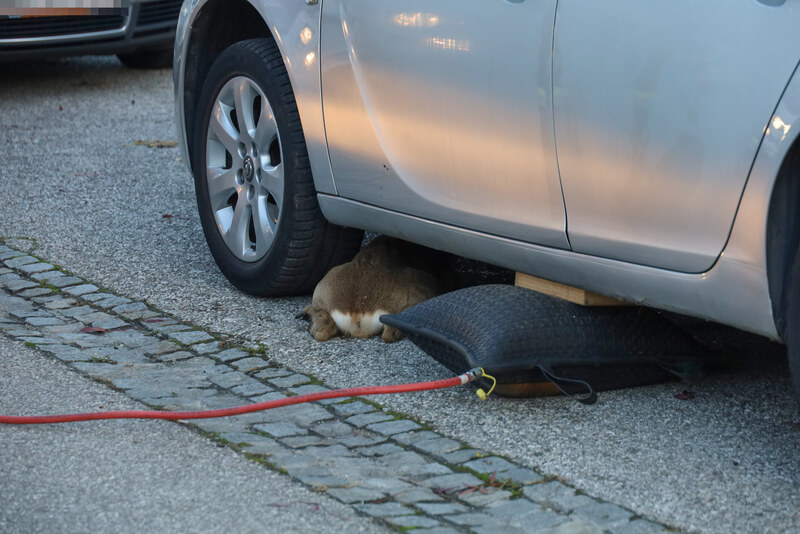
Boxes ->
[94,296,132,309]
[612,519,672,534]
[91,317,129,330]
[354,502,414,517]
[463,456,518,474]
[31,270,65,282]
[420,472,482,490]
[7,280,38,292]
[4,255,38,268]
[25,316,63,326]
[412,437,463,456]
[191,341,221,354]
[536,520,604,534]
[169,329,215,345]
[386,515,440,529]
[48,276,84,288]
[231,382,272,396]
[367,419,422,436]
[330,400,376,416]
[358,443,405,457]
[327,487,386,504]
[253,421,307,437]
[18,287,53,298]
[524,482,595,514]
[230,356,269,372]
[63,284,99,296]
[569,502,633,529]
[215,348,248,362]
[393,430,441,445]
[268,373,311,388]
[416,502,469,516]
[313,420,355,438]
[253,367,292,379]
[346,412,394,428]
[18,262,55,274]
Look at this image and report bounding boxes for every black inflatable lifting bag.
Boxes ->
[380,284,706,403]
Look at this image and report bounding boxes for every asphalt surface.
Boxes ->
[1,56,799,533]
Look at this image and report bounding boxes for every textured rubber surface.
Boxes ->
[192,39,363,296]
[381,284,707,395]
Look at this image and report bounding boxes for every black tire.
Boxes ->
[116,46,173,69]
[191,38,363,296]
[785,247,800,401]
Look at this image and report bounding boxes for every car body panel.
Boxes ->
[319,0,568,248]
[553,0,800,272]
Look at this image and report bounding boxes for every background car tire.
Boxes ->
[785,247,800,401]
[192,38,363,297]
[116,46,173,69]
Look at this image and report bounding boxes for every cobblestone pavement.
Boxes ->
[0,242,676,534]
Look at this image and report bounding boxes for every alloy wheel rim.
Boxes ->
[205,75,284,262]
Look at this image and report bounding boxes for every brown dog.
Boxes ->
[301,236,455,342]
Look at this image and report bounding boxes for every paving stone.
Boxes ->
[412,437,463,456]
[18,336,61,345]
[153,350,195,362]
[337,432,386,448]
[354,502,414,517]
[18,287,53,298]
[0,273,21,285]
[26,316,63,326]
[7,279,38,292]
[231,382,273,396]
[85,346,149,364]
[31,270,65,282]
[346,412,394,428]
[381,451,451,476]
[393,430,442,445]
[259,403,334,426]
[386,515,440,529]
[463,456,518,474]
[536,520,604,534]
[569,502,633,529]
[326,487,387,504]
[420,473,482,490]
[59,305,95,317]
[416,502,469,515]
[253,421,307,437]
[218,432,267,446]
[120,309,159,321]
[239,437,286,457]
[472,525,529,534]
[367,419,422,436]
[358,443,405,457]
[497,468,544,486]
[290,384,340,404]
[250,391,287,403]
[150,323,193,335]
[524,482,595,514]
[414,527,461,534]
[169,330,215,345]
[330,400,376,417]
[35,344,84,361]
[230,356,269,372]
[215,348,248,362]
[18,262,55,274]
[48,276,84,288]
[91,317,129,330]
[139,318,178,330]
[312,420,355,438]
[253,367,292,379]
[4,255,38,268]
[294,474,351,489]
[41,296,77,309]
[191,341,221,354]
[191,417,255,435]
[142,340,182,355]
[94,296,132,309]
[63,284,99,296]
[269,373,311,388]
[393,488,444,504]
[612,519,672,534]
[103,330,159,348]
[210,371,251,389]
[457,486,513,507]
[112,302,148,314]
[442,513,497,526]
[280,435,333,449]
[0,251,22,261]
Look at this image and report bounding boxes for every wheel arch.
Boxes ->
[176,0,336,195]
[767,135,800,339]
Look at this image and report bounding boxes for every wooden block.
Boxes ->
[515,272,627,307]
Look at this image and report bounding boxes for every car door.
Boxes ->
[320,0,568,249]
[553,0,800,272]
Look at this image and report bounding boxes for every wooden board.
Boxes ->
[515,272,627,307]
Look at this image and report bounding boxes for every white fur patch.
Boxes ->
[331,309,390,338]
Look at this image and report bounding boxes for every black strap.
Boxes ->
[540,367,597,405]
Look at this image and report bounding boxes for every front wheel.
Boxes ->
[191,39,362,296]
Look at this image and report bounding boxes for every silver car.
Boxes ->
[174,1,800,395]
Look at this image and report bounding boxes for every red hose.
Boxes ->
[0,369,483,425]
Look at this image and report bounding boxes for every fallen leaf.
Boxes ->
[135,139,178,148]
[80,327,106,334]
[674,390,695,400]
[162,214,173,219]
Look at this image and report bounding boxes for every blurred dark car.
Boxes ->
[0,0,182,68]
